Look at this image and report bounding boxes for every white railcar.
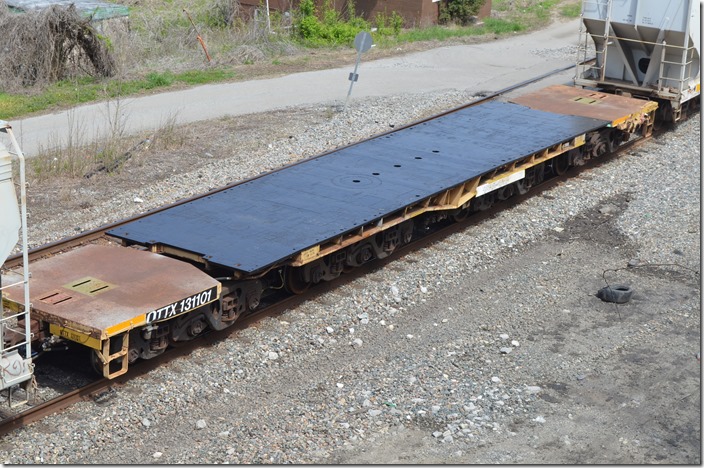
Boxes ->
[576,0,700,121]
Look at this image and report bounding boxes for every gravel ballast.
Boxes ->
[0,86,700,463]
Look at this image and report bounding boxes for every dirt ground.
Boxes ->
[338,196,701,464]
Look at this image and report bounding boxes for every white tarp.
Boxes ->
[0,142,20,266]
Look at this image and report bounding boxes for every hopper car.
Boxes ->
[575,0,700,122]
[0,123,33,406]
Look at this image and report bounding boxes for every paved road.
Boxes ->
[3,19,581,157]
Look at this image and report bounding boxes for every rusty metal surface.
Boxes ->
[511,85,654,122]
[3,244,219,337]
[108,101,609,275]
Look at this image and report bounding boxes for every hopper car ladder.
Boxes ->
[576,0,613,83]
[656,7,698,121]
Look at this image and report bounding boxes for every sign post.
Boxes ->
[343,31,373,112]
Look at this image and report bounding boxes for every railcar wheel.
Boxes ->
[530,164,545,185]
[688,98,700,115]
[514,178,531,195]
[285,267,311,294]
[187,317,207,337]
[550,154,569,176]
[472,193,494,211]
[451,208,470,222]
[496,184,514,201]
[90,350,103,376]
[679,99,698,121]
[653,105,672,131]
[587,131,611,158]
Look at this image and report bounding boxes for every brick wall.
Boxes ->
[355,0,438,27]
[477,0,491,19]
[353,0,492,27]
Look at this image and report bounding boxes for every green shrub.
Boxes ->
[390,11,404,35]
[295,0,371,46]
[373,10,404,36]
[439,0,486,26]
[145,72,174,88]
[374,11,386,32]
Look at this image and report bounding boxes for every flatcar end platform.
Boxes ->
[3,244,220,377]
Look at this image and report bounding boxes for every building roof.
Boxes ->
[6,0,129,21]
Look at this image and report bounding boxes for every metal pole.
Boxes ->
[266,0,271,33]
[5,127,31,361]
[183,9,212,62]
[343,50,362,112]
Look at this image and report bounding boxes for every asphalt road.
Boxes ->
[3,19,581,157]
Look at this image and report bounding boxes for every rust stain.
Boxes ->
[3,244,219,339]
[512,85,658,130]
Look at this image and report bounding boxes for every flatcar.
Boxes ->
[1,85,657,379]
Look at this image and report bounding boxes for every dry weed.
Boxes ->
[0,2,115,91]
[121,0,299,72]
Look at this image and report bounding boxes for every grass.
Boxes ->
[492,0,571,28]
[560,2,582,18]
[29,102,186,181]
[527,0,562,23]
[379,17,523,44]
[0,69,234,120]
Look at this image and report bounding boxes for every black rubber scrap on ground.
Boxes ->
[596,284,633,304]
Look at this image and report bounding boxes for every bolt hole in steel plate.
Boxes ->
[331,174,382,189]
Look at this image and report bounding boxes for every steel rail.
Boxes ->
[0,378,107,437]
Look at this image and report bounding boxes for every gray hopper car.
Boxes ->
[575,0,700,122]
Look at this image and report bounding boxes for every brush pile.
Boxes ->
[0,2,115,91]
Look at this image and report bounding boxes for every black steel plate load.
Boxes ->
[108,102,608,274]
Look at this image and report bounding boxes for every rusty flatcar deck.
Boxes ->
[3,244,220,342]
[511,85,658,130]
[108,101,612,274]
